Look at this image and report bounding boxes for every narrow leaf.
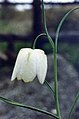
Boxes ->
[44,80,55,97]
[55,7,79,50]
[68,92,79,119]
[0,96,59,119]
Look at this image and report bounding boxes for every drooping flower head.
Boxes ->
[11,48,47,84]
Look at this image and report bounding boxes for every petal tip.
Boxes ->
[11,76,16,81]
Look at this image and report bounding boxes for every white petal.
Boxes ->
[11,48,37,82]
[34,49,47,84]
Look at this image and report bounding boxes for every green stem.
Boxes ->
[44,80,55,97]
[42,0,61,118]
[68,92,79,119]
[33,33,46,49]
[32,0,54,50]
[54,45,61,119]
[54,6,79,119]
[42,0,54,49]
[0,96,59,119]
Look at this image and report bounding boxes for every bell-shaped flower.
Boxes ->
[11,48,47,84]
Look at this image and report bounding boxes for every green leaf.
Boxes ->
[68,92,79,119]
[55,7,79,50]
[0,96,59,119]
[44,80,55,97]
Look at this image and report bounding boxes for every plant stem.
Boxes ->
[42,0,54,49]
[32,33,46,49]
[54,45,61,119]
[0,96,59,119]
[44,80,55,97]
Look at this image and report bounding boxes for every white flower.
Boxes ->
[11,48,47,84]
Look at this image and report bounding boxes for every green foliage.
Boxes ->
[0,42,7,52]
[46,5,79,32]
[14,42,32,53]
[0,42,31,53]
[0,6,79,34]
[44,42,79,66]
[58,43,79,65]
[0,9,32,35]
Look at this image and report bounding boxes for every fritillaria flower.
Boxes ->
[11,48,47,84]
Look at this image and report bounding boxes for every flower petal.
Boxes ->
[34,49,47,84]
[11,48,37,82]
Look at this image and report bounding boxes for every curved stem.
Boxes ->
[0,96,59,119]
[33,33,46,49]
[68,92,79,119]
[54,45,61,119]
[32,0,54,50]
[55,7,79,51]
[42,0,54,49]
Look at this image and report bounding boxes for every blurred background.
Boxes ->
[0,0,79,69]
[0,0,79,119]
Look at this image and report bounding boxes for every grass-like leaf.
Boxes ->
[0,96,59,119]
[44,80,55,97]
[55,7,79,50]
[68,92,79,119]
